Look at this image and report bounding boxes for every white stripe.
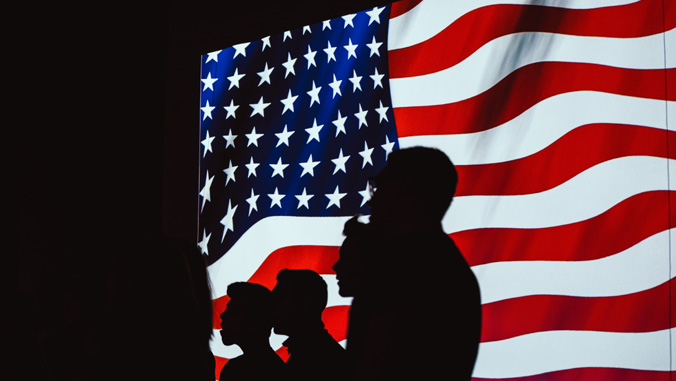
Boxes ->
[473,328,675,378]
[207,216,349,299]
[388,0,639,50]
[443,156,672,233]
[399,92,672,165]
[390,29,674,107]
[473,228,675,304]
[207,156,670,299]
[667,25,676,68]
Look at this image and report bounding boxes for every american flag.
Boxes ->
[199,0,675,379]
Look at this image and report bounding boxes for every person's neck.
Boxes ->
[286,320,326,340]
[238,337,274,355]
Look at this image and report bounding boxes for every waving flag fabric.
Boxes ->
[198,0,675,379]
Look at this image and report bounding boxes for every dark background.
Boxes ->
[18,1,390,380]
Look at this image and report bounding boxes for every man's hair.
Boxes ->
[275,269,328,315]
[226,282,274,331]
[342,215,370,238]
[378,146,458,221]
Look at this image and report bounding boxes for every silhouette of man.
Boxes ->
[351,146,482,380]
[334,216,378,378]
[271,269,346,381]
[219,282,283,380]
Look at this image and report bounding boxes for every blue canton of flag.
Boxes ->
[198,6,397,265]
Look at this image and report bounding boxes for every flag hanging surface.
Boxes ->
[198,0,675,379]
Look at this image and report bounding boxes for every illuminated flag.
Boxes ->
[199,0,675,379]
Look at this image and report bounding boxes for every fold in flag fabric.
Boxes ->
[198,0,675,379]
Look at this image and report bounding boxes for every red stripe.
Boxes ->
[393,65,674,137]
[389,0,673,78]
[389,0,423,18]
[481,281,675,342]
[456,124,676,197]
[214,356,227,380]
[212,190,673,329]
[472,368,676,381]
[452,191,675,266]
[322,305,350,343]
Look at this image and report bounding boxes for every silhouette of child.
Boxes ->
[219,282,283,380]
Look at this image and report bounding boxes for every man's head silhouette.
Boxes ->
[271,269,328,336]
[368,147,457,229]
[220,282,273,347]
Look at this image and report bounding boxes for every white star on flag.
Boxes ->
[232,42,249,58]
[201,72,218,91]
[333,110,347,136]
[205,50,220,63]
[270,158,289,178]
[304,45,317,68]
[275,125,294,147]
[307,81,322,107]
[299,155,320,177]
[344,38,358,59]
[325,186,347,209]
[358,182,371,207]
[246,189,259,216]
[245,157,260,177]
[249,96,271,117]
[199,170,214,211]
[359,141,374,168]
[223,160,238,185]
[366,36,382,57]
[329,74,342,98]
[201,100,215,120]
[349,70,362,92]
[370,68,384,89]
[375,100,389,122]
[245,127,264,147]
[295,188,313,209]
[366,6,385,25]
[219,200,238,242]
[282,53,297,78]
[223,100,239,119]
[198,230,211,255]
[268,187,285,209]
[261,36,271,51]
[201,130,215,157]
[227,68,245,89]
[223,129,237,149]
[305,118,324,143]
[257,62,274,86]
[381,135,395,159]
[354,104,369,128]
[324,41,337,63]
[342,13,356,28]
[332,149,350,174]
[280,90,298,114]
